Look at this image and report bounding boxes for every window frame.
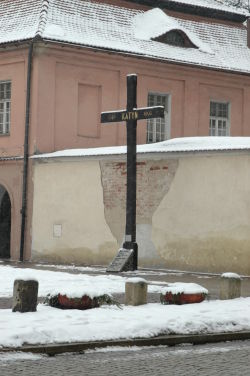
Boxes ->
[0,80,11,136]
[146,92,171,144]
[209,100,230,137]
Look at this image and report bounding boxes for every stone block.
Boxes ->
[125,278,147,306]
[12,279,38,313]
[220,273,241,300]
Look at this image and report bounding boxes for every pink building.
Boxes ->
[0,0,249,262]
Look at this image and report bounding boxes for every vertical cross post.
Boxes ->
[101,73,164,272]
[123,74,138,269]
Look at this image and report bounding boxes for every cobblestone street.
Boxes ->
[1,341,250,376]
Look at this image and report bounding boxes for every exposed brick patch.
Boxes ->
[115,162,126,167]
[100,159,179,243]
[150,166,160,171]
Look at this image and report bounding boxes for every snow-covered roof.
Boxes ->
[146,0,249,16]
[1,0,250,74]
[133,8,213,53]
[33,137,250,159]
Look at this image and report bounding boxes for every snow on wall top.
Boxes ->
[33,137,250,159]
[0,0,250,73]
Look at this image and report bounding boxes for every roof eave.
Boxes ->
[0,37,248,78]
[0,34,43,51]
[123,0,248,22]
[40,38,250,77]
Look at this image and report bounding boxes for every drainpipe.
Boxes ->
[247,18,250,48]
[20,41,34,262]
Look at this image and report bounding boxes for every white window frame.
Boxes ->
[146,92,171,143]
[0,81,11,135]
[209,100,230,136]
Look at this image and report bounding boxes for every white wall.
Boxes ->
[32,153,250,274]
[31,160,118,264]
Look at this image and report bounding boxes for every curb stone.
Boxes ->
[1,331,250,356]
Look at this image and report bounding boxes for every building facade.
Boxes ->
[0,0,249,264]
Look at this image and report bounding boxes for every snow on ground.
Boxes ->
[85,342,250,354]
[0,264,249,347]
[0,265,167,298]
[0,265,208,298]
[36,263,178,276]
[0,352,44,363]
[0,298,250,348]
[36,263,107,273]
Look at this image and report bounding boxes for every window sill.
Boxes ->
[0,133,10,137]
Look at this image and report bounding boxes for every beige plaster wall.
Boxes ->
[31,160,118,264]
[152,154,250,274]
[32,153,250,274]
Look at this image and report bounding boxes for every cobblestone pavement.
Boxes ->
[0,341,250,375]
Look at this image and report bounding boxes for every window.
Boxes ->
[152,30,197,49]
[147,93,170,143]
[209,101,230,136]
[0,81,11,135]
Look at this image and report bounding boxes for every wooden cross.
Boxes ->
[101,74,164,271]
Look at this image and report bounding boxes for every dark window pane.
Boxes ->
[210,102,216,116]
[161,31,185,47]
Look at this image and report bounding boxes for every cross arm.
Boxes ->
[101,106,164,124]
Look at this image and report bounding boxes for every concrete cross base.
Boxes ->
[220,273,241,300]
[125,278,147,306]
[12,279,38,313]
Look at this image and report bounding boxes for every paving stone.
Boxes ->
[0,341,250,375]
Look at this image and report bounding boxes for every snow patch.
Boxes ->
[0,352,44,363]
[221,272,241,279]
[36,263,107,273]
[162,283,208,295]
[14,276,38,282]
[32,137,250,159]
[51,289,111,299]
[45,24,65,38]
[133,8,213,54]
[126,277,147,284]
[0,299,250,347]
[85,345,164,353]
[0,265,163,298]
